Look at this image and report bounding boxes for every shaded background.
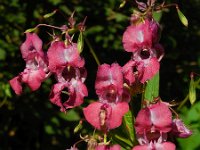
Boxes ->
[0,0,200,149]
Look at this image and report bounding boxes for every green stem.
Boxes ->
[84,37,101,66]
[0,98,7,108]
[177,94,189,111]
[177,78,200,110]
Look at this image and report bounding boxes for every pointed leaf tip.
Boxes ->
[24,27,36,33]
[43,10,57,18]
[177,9,188,27]
[77,32,84,53]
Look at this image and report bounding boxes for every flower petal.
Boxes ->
[9,76,22,95]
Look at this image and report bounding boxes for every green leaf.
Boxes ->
[153,11,162,22]
[189,75,196,105]
[44,125,55,134]
[177,8,188,27]
[25,27,36,33]
[0,49,6,60]
[59,109,80,121]
[77,32,84,53]
[119,0,126,8]
[74,120,83,133]
[43,10,57,18]
[144,72,159,102]
[123,110,135,142]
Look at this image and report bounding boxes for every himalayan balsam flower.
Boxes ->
[47,40,88,112]
[83,63,130,132]
[122,18,160,53]
[133,102,174,150]
[171,118,192,138]
[9,33,48,95]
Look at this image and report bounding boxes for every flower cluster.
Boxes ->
[9,1,192,150]
[9,16,88,112]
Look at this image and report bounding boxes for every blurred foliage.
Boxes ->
[0,0,200,149]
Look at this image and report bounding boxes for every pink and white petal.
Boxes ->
[47,41,67,72]
[20,33,43,59]
[155,142,176,150]
[135,107,152,134]
[21,68,46,91]
[122,20,153,53]
[9,76,22,95]
[47,41,82,72]
[95,63,123,95]
[149,102,172,133]
[49,82,67,112]
[122,60,136,85]
[83,102,102,130]
[140,58,160,83]
[108,102,129,129]
[63,79,88,109]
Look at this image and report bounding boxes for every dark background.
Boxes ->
[0,0,200,149]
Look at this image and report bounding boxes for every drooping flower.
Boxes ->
[47,41,84,72]
[122,18,160,53]
[50,78,88,112]
[20,33,44,60]
[9,34,49,95]
[171,118,192,138]
[122,44,164,84]
[47,39,88,112]
[135,102,172,134]
[83,63,130,131]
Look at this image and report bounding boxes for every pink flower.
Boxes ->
[20,33,44,60]
[83,63,130,131]
[50,78,88,112]
[122,18,160,53]
[171,118,192,138]
[47,41,84,72]
[83,102,129,131]
[10,53,48,95]
[135,102,172,134]
[96,144,121,150]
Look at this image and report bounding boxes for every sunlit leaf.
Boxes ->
[119,0,126,8]
[43,10,57,18]
[144,72,159,102]
[189,75,196,105]
[0,49,6,60]
[177,8,188,27]
[77,32,84,53]
[123,110,135,142]
[24,27,36,33]
[153,11,162,22]
[74,120,83,133]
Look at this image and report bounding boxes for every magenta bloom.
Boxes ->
[122,18,160,53]
[83,63,130,131]
[135,102,172,134]
[171,118,192,138]
[47,41,84,72]
[96,144,121,150]
[50,79,88,112]
[20,33,44,60]
[9,34,48,95]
